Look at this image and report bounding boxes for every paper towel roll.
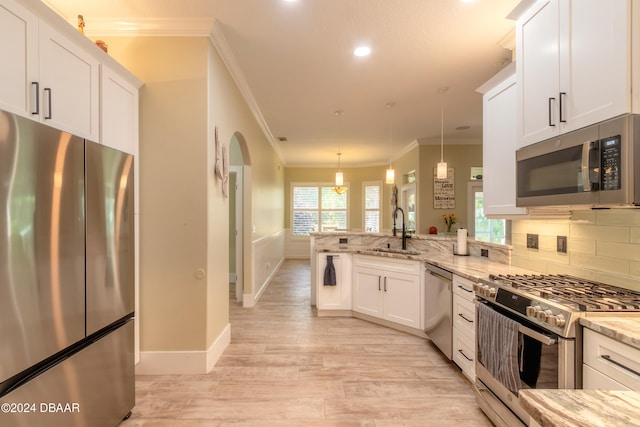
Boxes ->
[457,228,468,255]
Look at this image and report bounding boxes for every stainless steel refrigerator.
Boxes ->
[0,109,134,426]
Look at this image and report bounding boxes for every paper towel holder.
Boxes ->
[454,227,469,256]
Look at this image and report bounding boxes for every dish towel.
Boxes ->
[323,256,336,286]
[477,303,522,394]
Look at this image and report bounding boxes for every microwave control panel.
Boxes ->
[600,135,621,191]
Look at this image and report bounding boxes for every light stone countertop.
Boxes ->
[315,244,535,283]
[315,234,640,426]
[521,317,640,426]
[519,389,640,427]
[579,316,640,350]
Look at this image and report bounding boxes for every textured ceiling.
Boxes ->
[44,0,519,167]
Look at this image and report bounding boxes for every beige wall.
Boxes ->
[105,37,210,352]
[105,36,284,359]
[512,210,640,292]
[284,141,484,237]
[285,166,389,231]
[418,141,482,234]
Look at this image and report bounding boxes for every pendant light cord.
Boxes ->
[440,103,444,162]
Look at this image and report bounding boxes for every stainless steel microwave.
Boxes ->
[516,114,640,208]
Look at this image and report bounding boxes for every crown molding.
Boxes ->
[60,16,216,37]
[76,16,287,165]
[209,20,286,165]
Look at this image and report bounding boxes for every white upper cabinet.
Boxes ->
[0,0,140,145]
[0,0,100,140]
[101,64,139,154]
[38,21,100,141]
[0,0,38,116]
[517,0,636,147]
[481,65,528,217]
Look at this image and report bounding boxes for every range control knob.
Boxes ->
[548,314,566,328]
[526,305,542,317]
[473,283,483,293]
[486,287,496,298]
[536,309,553,322]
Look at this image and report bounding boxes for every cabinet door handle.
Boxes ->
[548,97,556,127]
[458,313,474,323]
[601,354,640,378]
[559,92,567,123]
[378,276,381,291]
[457,285,473,294]
[31,82,39,115]
[44,88,52,120]
[384,276,387,292]
[458,349,473,362]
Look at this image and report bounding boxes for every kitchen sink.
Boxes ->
[372,247,421,256]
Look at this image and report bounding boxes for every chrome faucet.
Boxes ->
[393,207,408,250]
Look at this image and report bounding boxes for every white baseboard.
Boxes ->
[136,323,231,375]
[254,257,284,302]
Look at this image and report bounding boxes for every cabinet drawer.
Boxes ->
[583,329,640,390]
[453,294,475,338]
[453,275,476,302]
[583,364,630,391]
[452,327,475,382]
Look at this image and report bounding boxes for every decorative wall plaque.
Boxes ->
[433,167,455,209]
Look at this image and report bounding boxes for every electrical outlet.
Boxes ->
[527,233,539,249]
[339,237,348,244]
[557,235,567,253]
[481,249,489,257]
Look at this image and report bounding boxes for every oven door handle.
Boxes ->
[518,324,555,346]
[476,299,556,346]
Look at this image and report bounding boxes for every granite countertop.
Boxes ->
[580,316,640,350]
[519,389,640,427]
[315,244,534,283]
[521,317,640,426]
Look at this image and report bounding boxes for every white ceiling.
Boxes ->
[43,0,519,167]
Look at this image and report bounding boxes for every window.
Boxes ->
[474,191,507,244]
[363,181,382,232]
[467,182,509,244]
[292,183,348,236]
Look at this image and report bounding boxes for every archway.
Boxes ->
[228,132,251,304]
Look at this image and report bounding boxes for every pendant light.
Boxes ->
[436,88,448,179]
[385,102,396,184]
[332,110,347,194]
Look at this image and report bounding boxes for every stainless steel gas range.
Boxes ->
[473,273,640,427]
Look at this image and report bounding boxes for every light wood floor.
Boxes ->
[121,259,492,426]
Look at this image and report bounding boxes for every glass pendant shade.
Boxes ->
[386,168,395,184]
[335,171,344,186]
[436,162,448,179]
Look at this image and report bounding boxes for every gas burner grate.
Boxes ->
[488,273,640,312]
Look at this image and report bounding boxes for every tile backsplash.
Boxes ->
[511,209,640,291]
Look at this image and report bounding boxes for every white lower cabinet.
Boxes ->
[316,252,352,311]
[352,255,422,330]
[451,275,476,381]
[582,328,640,390]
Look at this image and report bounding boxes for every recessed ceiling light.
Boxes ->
[353,46,371,57]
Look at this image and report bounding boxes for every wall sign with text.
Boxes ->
[433,167,455,209]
